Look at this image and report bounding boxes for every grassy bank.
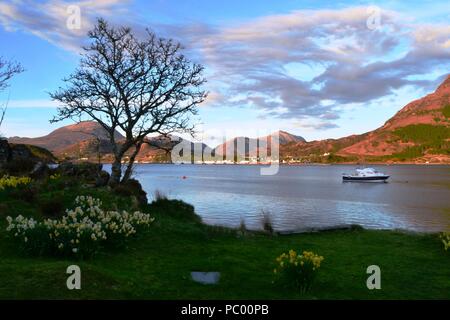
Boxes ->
[0,183,449,299]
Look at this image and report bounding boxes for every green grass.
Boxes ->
[0,184,449,299]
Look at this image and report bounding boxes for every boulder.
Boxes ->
[57,162,112,187]
[95,170,110,187]
[58,162,103,178]
[113,178,148,206]
[10,144,34,161]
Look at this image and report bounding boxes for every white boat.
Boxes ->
[342,168,389,182]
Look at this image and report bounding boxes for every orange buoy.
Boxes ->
[182,175,187,179]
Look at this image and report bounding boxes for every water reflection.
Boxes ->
[107,164,450,232]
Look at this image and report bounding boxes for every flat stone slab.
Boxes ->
[190,272,220,285]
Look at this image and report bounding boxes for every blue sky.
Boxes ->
[0,0,449,146]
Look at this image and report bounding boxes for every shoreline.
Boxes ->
[90,161,450,166]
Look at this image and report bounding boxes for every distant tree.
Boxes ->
[50,19,207,185]
[0,57,24,131]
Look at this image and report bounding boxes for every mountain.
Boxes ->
[134,135,211,163]
[8,123,213,162]
[277,130,306,144]
[9,121,124,157]
[282,74,450,163]
[7,75,450,163]
[214,130,306,158]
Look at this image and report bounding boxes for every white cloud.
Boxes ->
[5,99,59,108]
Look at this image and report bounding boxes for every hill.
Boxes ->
[7,75,450,164]
[9,121,124,158]
[282,75,450,163]
[214,130,305,159]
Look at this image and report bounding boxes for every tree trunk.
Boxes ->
[121,142,142,183]
[109,156,122,186]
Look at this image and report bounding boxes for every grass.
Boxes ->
[0,181,449,299]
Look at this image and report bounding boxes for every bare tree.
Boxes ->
[50,19,207,185]
[0,101,6,131]
[0,57,24,131]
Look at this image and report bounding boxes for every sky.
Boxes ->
[0,0,449,146]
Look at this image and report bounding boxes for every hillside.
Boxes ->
[214,130,305,159]
[283,75,450,163]
[9,121,124,157]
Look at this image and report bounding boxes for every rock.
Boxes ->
[190,272,220,285]
[10,144,32,160]
[113,178,148,206]
[58,162,102,178]
[57,162,113,187]
[95,170,110,187]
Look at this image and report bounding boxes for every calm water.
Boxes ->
[119,164,450,232]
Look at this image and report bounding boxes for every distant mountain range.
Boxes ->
[8,74,450,163]
[280,74,450,163]
[9,123,303,162]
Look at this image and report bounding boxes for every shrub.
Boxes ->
[1,158,36,175]
[0,175,31,190]
[440,232,449,251]
[273,249,324,293]
[5,195,155,258]
[153,189,167,201]
[150,198,201,223]
[0,175,36,202]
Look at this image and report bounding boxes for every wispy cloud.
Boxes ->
[163,7,450,128]
[5,99,59,108]
[0,0,130,52]
[1,3,449,129]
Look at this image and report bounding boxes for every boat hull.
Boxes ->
[342,175,389,182]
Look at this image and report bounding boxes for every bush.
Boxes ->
[1,158,36,175]
[273,249,324,293]
[153,189,167,201]
[150,198,201,223]
[5,195,155,258]
[113,178,148,206]
[0,175,31,190]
